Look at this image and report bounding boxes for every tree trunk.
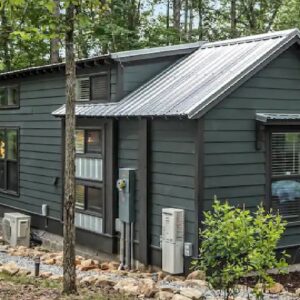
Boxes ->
[63,2,77,295]
[230,0,237,38]
[0,2,11,71]
[166,0,170,29]
[173,0,181,41]
[188,1,194,41]
[198,0,203,40]
[50,0,60,63]
[184,0,189,37]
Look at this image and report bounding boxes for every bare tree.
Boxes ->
[173,0,181,41]
[230,0,237,38]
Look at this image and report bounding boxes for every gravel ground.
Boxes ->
[0,250,299,299]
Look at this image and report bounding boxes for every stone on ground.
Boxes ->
[268,282,284,294]
[180,287,204,299]
[184,279,207,289]
[1,262,19,275]
[155,291,174,300]
[186,270,206,281]
[172,294,191,300]
[114,278,140,296]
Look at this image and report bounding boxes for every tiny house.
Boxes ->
[3,29,300,272]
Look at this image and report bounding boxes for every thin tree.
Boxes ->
[50,0,60,64]
[173,0,181,41]
[230,0,237,38]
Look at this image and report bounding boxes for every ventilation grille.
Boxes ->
[76,78,90,101]
[91,75,108,101]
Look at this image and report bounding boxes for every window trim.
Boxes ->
[0,85,20,109]
[75,126,105,217]
[266,125,300,225]
[0,127,20,196]
[76,70,110,103]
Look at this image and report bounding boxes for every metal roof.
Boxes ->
[53,28,300,119]
[0,42,200,80]
[256,113,300,122]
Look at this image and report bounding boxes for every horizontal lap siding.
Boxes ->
[203,46,300,246]
[0,74,65,219]
[123,58,180,95]
[118,119,140,240]
[150,119,196,247]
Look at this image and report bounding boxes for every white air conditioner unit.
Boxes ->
[162,208,184,274]
[2,212,31,247]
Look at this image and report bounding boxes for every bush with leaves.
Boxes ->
[192,200,288,299]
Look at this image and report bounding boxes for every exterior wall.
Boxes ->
[122,56,182,96]
[203,45,300,247]
[0,73,65,220]
[150,119,196,248]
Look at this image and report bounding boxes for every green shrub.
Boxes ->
[192,200,288,299]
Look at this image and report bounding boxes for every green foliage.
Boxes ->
[192,200,288,299]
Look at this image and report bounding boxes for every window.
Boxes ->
[271,131,300,222]
[0,128,18,194]
[75,129,103,216]
[0,86,19,108]
[76,74,108,102]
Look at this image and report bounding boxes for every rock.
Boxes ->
[18,268,31,276]
[268,282,284,294]
[2,262,19,275]
[164,275,178,282]
[40,271,52,279]
[95,276,115,288]
[80,275,98,286]
[108,261,120,270]
[172,295,191,300]
[157,271,167,280]
[186,270,206,281]
[79,259,97,271]
[114,278,140,296]
[44,258,56,265]
[295,288,300,296]
[180,288,204,300]
[0,245,9,252]
[184,279,207,289]
[49,275,63,281]
[155,291,174,300]
[140,278,158,297]
[100,262,110,270]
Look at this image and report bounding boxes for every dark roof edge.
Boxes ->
[0,42,203,80]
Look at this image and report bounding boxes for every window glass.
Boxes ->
[75,184,85,209]
[0,130,5,159]
[87,186,103,215]
[0,160,5,189]
[75,130,84,154]
[271,132,300,222]
[272,132,300,176]
[7,87,18,106]
[86,130,102,153]
[7,130,17,160]
[0,88,7,106]
[7,161,17,192]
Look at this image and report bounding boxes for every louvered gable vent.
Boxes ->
[76,78,90,101]
[91,75,108,101]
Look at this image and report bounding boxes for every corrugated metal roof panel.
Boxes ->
[256,113,300,122]
[53,28,300,118]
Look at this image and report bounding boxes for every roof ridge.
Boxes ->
[200,28,300,49]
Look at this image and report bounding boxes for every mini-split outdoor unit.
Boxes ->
[162,208,184,274]
[2,212,31,247]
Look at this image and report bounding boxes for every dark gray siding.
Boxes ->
[122,57,182,96]
[150,119,196,247]
[203,45,300,246]
[118,119,140,240]
[0,73,65,220]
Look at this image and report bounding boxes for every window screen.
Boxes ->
[0,86,19,107]
[271,132,300,221]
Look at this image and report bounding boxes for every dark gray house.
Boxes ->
[2,28,300,271]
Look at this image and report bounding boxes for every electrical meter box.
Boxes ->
[117,168,136,223]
